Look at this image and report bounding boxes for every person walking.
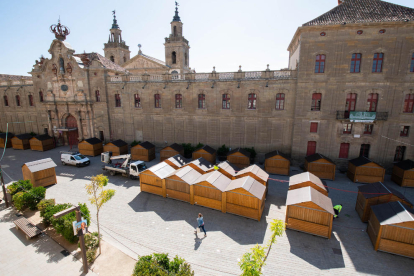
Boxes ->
[333,204,343,219]
[195,213,207,237]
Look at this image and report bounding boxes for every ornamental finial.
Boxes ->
[50,19,70,41]
[173,2,181,22]
[112,10,119,29]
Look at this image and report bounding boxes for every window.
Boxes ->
[372,53,384,73]
[310,122,318,133]
[364,124,373,134]
[275,93,285,110]
[360,144,370,158]
[4,96,8,106]
[350,53,362,73]
[248,93,256,109]
[339,143,350,159]
[400,126,410,137]
[28,95,34,106]
[95,90,101,102]
[367,93,378,112]
[306,141,316,156]
[39,91,44,102]
[110,56,114,63]
[123,57,126,63]
[185,53,188,66]
[403,94,414,113]
[394,146,406,162]
[198,94,205,109]
[343,123,352,134]
[115,94,121,107]
[172,51,177,64]
[99,131,104,142]
[315,54,325,73]
[173,26,177,36]
[134,94,141,108]
[16,95,21,106]
[154,94,161,108]
[411,53,414,72]
[311,93,322,111]
[222,94,230,109]
[175,94,182,108]
[44,128,48,134]
[345,93,357,118]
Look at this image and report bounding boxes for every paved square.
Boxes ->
[2,146,414,275]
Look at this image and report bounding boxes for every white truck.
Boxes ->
[61,151,90,167]
[101,152,146,179]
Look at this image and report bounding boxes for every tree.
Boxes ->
[238,219,285,275]
[85,174,116,255]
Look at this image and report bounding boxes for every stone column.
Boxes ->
[76,110,84,141]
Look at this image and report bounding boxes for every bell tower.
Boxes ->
[104,11,130,66]
[164,2,190,73]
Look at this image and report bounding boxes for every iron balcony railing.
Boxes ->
[336,111,388,121]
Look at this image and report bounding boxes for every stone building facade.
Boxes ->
[0,0,413,168]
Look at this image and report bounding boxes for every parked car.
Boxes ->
[61,151,90,167]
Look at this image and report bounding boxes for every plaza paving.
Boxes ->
[2,146,414,275]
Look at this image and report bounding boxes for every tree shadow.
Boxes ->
[128,192,268,245]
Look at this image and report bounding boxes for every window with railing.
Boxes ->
[198,94,205,109]
[154,94,161,108]
[343,123,352,134]
[28,95,34,106]
[372,53,384,73]
[115,94,121,107]
[276,93,285,110]
[350,53,362,73]
[134,94,141,108]
[175,94,182,108]
[315,55,325,73]
[400,126,409,137]
[367,93,378,112]
[222,94,230,109]
[339,143,350,159]
[16,95,21,106]
[311,93,322,111]
[39,91,44,102]
[394,146,406,162]
[248,93,257,109]
[95,90,101,102]
[345,93,357,118]
[3,96,8,106]
[364,124,373,134]
[403,94,414,113]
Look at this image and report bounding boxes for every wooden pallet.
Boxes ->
[13,217,42,240]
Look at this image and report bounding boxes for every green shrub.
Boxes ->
[217,144,229,156]
[131,140,141,147]
[194,143,204,150]
[132,253,194,276]
[7,180,32,197]
[37,199,55,217]
[181,143,195,158]
[25,187,46,210]
[29,132,37,136]
[13,192,27,211]
[244,147,257,160]
[79,232,99,264]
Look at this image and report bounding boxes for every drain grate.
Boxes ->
[332,248,342,255]
[60,250,70,257]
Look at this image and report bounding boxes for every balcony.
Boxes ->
[336,111,388,121]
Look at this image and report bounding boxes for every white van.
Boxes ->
[61,152,90,167]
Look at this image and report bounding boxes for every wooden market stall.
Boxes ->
[355,182,413,222]
[131,141,155,161]
[193,171,231,211]
[216,161,239,179]
[29,134,55,151]
[78,137,103,156]
[0,132,14,148]
[225,176,266,221]
[22,158,57,187]
[391,159,414,187]
[185,158,214,174]
[140,162,176,197]
[165,166,202,203]
[103,139,128,156]
[285,186,334,239]
[227,148,251,169]
[289,172,329,196]
[304,153,336,180]
[347,156,385,183]
[367,201,414,259]
[192,145,217,164]
[235,165,269,186]
[164,154,188,170]
[11,133,32,150]
[264,150,290,176]
[160,143,184,162]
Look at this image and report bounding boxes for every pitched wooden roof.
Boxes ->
[264,150,288,160]
[394,159,414,171]
[147,162,176,179]
[371,201,414,226]
[163,143,184,152]
[173,166,202,185]
[108,139,127,147]
[0,132,15,139]
[357,182,413,205]
[217,161,239,176]
[349,156,380,167]
[286,186,335,215]
[15,133,33,140]
[188,157,214,172]
[226,176,266,199]
[289,172,329,193]
[84,137,102,145]
[32,134,53,141]
[303,0,414,27]
[227,147,251,158]
[237,165,269,182]
[305,153,335,164]
[194,171,232,192]
[195,145,216,155]
[24,158,57,172]
[137,141,155,150]
[166,154,188,168]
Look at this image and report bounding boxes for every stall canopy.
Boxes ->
[358,182,413,206]
[194,170,232,192]
[237,165,269,184]
[226,176,266,199]
[165,154,188,169]
[186,158,214,174]
[372,201,414,226]
[24,158,57,173]
[216,161,239,179]
[173,166,203,185]
[286,186,334,215]
[289,172,329,195]
[148,162,177,179]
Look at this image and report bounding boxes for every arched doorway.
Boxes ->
[66,115,79,146]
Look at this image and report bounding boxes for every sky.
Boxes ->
[1,0,413,76]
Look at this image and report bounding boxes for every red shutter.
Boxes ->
[307,141,316,156]
[339,143,349,159]
[310,122,318,133]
